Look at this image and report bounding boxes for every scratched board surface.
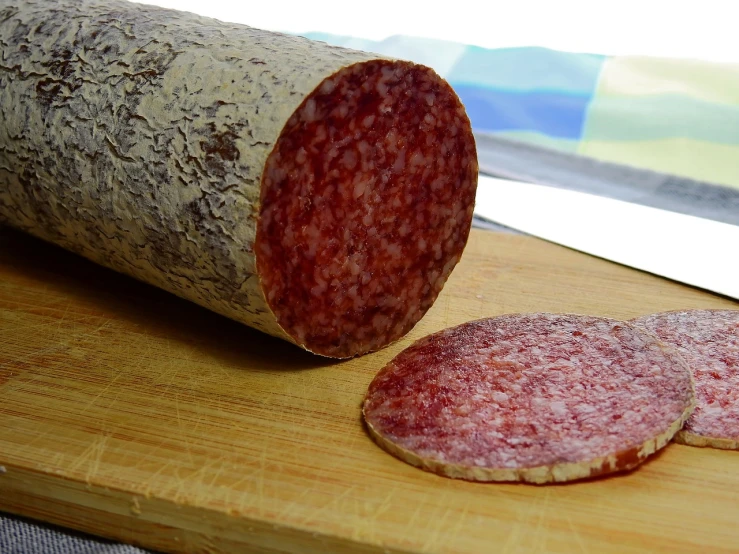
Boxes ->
[1,227,738,554]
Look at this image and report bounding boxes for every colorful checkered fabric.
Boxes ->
[306,33,739,191]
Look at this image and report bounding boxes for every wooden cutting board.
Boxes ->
[1,227,737,554]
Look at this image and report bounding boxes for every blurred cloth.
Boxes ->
[4,34,739,554]
[307,33,739,191]
[0,515,151,554]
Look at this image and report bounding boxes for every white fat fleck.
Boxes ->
[357,140,372,158]
[386,243,401,258]
[455,205,470,225]
[302,98,318,122]
[410,150,425,167]
[384,129,399,153]
[303,222,320,242]
[392,148,406,173]
[283,226,296,248]
[648,364,665,375]
[342,149,358,170]
[332,103,349,119]
[492,391,509,403]
[441,256,458,278]
[319,78,336,95]
[702,405,725,417]
[381,65,397,80]
[348,258,361,277]
[310,283,326,296]
[430,177,445,191]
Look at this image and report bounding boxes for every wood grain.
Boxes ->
[1,227,737,554]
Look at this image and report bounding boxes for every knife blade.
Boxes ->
[473,175,739,300]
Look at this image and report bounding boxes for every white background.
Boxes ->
[132,0,737,63]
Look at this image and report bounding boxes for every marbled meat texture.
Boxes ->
[363,313,695,483]
[0,0,478,358]
[632,310,739,450]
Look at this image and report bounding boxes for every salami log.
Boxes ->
[363,314,695,483]
[632,310,739,450]
[0,0,477,358]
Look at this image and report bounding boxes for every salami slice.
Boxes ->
[363,313,695,483]
[632,310,739,450]
[0,0,477,358]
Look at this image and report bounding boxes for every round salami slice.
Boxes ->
[632,310,739,450]
[363,313,695,484]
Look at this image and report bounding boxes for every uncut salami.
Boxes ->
[0,0,477,358]
[363,313,695,483]
[632,310,739,450]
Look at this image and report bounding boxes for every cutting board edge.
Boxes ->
[3,228,738,554]
[0,462,409,554]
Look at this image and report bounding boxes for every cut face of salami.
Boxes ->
[363,314,695,484]
[632,310,739,450]
[257,61,477,357]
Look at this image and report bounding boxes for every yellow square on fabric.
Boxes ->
[580,56,739,190]
[579,138,739,190]
[592,56,739,104]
